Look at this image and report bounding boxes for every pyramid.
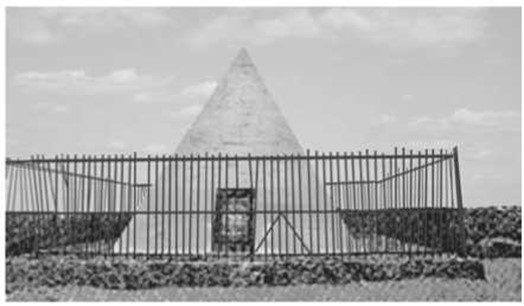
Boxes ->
[176,48,303,155]
[116,49,342,256]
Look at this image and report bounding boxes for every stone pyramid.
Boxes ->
[116,49,341,256]
[176,48,303,155]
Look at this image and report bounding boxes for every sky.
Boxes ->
[5,7,521,207]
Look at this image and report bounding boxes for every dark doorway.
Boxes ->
[212,188,256,255]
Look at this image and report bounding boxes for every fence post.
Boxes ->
[452,146,466,257]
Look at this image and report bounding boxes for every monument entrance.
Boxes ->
[212,188,256,255]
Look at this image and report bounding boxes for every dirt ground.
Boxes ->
[6,258,521,302]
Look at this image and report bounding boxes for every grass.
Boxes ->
[6,258,521,302]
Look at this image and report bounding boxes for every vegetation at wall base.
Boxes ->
[340,206,521,258]
[6,255,485,293]
[6,213,132,256]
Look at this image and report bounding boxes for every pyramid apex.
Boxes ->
[231,48,254,67]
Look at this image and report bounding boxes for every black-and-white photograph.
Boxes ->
[3,2,522,302]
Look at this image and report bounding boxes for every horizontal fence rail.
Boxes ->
[6,148,466,259]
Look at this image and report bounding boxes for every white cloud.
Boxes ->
[187,8,487,51]
[254,10,322,42]
[144,144,169,154]
[188,9,324,47]
[402,94,414,101]
[14,69,173,95]
[108,141,128,150]
[320,8,487,50]
[170,105,203,119]
[132,91,179,104]
[8,8,173,45]
[181,81,217,99]
[373,114,397,125]
[472,149,494,160]
[42,8,172,29]
[452,108,520,129]
[408,108,520,132]
[472,172,504,181]
[33,101,70,114]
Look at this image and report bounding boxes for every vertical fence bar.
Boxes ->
[438,149,444,256]
[321,152,329,256]
[364,150,372,253]
[17,166,25,251]
[168,155,173,256]
[154,155,160,256]
[37,157,48,255]
[106,155,112,256]
[416,151,423,255]
[91,156,97,255]
[189,154,194,257]
[125,155,131,257]
[216,153,221,258]
[196,155,201,257]
[269,157,275,257]
[247,153,253,259]
[224,154,229,259]
[431,149,436,257]
[209,154,214,258]
[358,151,366,255]
[175,154,180,258]
[29,157,40,256]
[21,165,35,254]
[423,149,429,257]
[182,155,186,257]
[296,154,304,255]
[276,155,282,256]
[250,157,259,261]
[447,156,455,252]
[30,156,45,256]
[336,153,344,257]
[133,152,137,258]
[118,155,124,256]
[312,152,319,255]
[262,156,268,260]
[380,153,387,253]
[386,153,392,251]
[328,152,336,256]
[408,149,414,256]
[401,148,408,255]
[453,147,466,256]
[146,156,151,257]
[33,158,43,256]
[85,156,92,255]
[161,155,166,256]
[73,155,79,255]
[393,148,400,253]
[373,151,379,254]
[203,154,208,258]
[98,155,105,254]
[290,154,297,255]
[350,152,358,254]
[283,155,289,256]
[343,152,351,257]
[305,150,313,256]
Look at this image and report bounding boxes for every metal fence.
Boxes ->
[6,147,466,259]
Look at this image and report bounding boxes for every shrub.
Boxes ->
[6,213,132,256]
[6,255,485,293]
[340,206,521,258]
